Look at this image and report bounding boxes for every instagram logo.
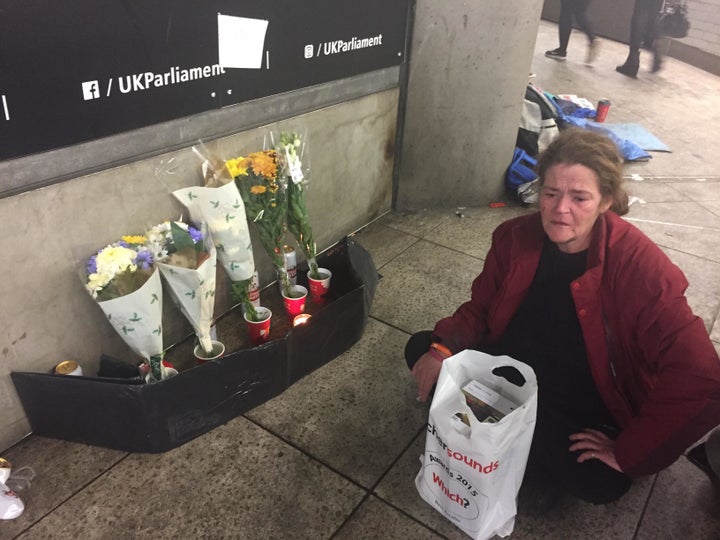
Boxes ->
[304,44,314,59]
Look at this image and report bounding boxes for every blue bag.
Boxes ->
[506,147,538,194]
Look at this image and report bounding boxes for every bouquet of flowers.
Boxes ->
[277,130,321,279]
[173,144,259,320]
[85,235,167,382]
[228,149,293,298]
[146,220,218,357]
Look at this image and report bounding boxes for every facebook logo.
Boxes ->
[82,80,100,100]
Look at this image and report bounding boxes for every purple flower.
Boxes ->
[134,249,154,269]
[86,255,98,275]
[188,226,203,244]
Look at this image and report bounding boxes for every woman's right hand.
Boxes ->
[411,352,443,402]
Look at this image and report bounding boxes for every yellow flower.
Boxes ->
[250,185,267,195]
[121,235,147,245]
[248,150,278,180]
[268,183,279,193]
[226,158,248,178]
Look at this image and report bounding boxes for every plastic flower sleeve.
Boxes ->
[278,129,320,278]
[95,268,165,381]
[229,148,292,297]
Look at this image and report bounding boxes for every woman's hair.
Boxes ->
[536,128,629,215]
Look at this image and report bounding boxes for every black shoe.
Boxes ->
[545,48,567,61]
[615,61,638,78]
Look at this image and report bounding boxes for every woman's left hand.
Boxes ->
[569,428,623,472]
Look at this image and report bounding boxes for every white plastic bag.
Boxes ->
[0,482,24,520]
[415,350,538,539]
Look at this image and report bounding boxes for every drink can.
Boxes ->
[248,270,260,307]
[54,360,83,376]
[283,245,297,285]
[0,458,11,484]
[596,99,611,123]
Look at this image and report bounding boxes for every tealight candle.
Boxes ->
[293,313,312,326]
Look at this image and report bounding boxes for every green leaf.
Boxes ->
[171,221,195,252]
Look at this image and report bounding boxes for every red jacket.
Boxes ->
[433,211,720,477]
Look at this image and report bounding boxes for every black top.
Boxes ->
[495,237,612,427]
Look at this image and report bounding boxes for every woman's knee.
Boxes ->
[404,331,433,370]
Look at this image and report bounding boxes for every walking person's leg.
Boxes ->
[546,0,573,60]
[572,0,599,63]
[643,0,664,72]
[616,0,644,77]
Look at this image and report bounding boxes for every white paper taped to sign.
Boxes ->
[217,14,269,69]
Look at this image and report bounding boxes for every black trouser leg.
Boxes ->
[629,0,645,52]
[572,0,595,43]
[525,396,632,505]
[558,0,573,52]
[405,330,433,370]
[630,0,662,52]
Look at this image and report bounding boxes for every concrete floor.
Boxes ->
[3,20,720,539]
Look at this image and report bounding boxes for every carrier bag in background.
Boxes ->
[505,147,538,204]
[415,350,538,539]
[659,1,690,38]
[516,83,560,157]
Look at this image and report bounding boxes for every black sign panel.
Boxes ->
[0,0,411,161]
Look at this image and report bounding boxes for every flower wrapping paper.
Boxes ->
[173,181,255,283]
[96,268,164,364]
[156,242,217,354]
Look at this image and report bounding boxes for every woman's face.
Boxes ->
[539,163,611,253]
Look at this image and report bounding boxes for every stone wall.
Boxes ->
[396,0,545,209]
[0,89,398,451]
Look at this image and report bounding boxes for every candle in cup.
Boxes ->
[293,313,312,326]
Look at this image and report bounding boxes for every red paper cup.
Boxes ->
[244,307,272,346]
[307,268,332,302]
[281,285,308,317]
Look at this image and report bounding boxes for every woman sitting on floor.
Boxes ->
[406,128,720,510]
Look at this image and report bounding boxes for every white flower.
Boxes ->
[146,221,172,261]
[86,245,138,297]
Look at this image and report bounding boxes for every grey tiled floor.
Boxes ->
[3,19,720,539]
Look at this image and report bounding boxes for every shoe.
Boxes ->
[585,40,600,65]
[545,48,567,61]
[615,52,639,78]
[615,63,638,78]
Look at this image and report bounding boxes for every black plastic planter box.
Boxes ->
[11,237,378,453]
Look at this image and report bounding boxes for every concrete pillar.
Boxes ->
[396,0,544,209]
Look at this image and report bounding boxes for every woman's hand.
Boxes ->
[411,352,443,402]
[569,428,622,472]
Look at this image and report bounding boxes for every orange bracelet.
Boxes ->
[429,342,452,360]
